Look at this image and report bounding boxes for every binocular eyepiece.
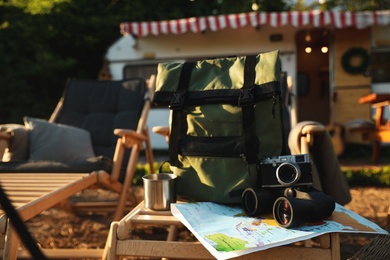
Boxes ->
[242,187,335,228]
[242,188,280,216]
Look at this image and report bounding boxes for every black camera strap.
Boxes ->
[0,183,48,260]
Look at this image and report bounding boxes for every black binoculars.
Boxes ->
[242,187,335,228]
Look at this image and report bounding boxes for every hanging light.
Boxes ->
[305,32,311,42]
[321,46,329,53]
[252,1,259,11]
[305,47,312,53]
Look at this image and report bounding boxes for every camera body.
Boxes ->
[259,154,312,188]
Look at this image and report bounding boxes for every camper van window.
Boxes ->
[370,51,390,83]
[124,65,158,80]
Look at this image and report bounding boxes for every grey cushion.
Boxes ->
[24,117,95,162]
[0,124,29,161]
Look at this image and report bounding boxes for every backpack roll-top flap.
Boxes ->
[153,50,286,204]
[153,50,281,106]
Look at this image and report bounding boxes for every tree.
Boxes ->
[0,1,123,122]
[0,0,386,123]
[0,5,74,122]
[290,0,389,11]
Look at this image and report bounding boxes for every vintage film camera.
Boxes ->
[259,154,312,188]
[241,154,335,228]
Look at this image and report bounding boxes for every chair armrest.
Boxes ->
[301,124,325,135]
[0,131,12,141]
[114,129,148,148]
[301,124,325,146]
[298,124,326,154]
[152,126,169,142]
[372,100,390,109]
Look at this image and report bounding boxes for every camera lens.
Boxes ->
[276,162,301,186]
[273,197,293,227]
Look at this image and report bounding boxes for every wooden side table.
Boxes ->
[103,201,341,260]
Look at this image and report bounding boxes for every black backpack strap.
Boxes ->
[240,55,259,165]
[169,61,196,167]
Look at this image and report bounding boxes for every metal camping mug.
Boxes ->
[142,173,177,210]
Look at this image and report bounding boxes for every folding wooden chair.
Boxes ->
[0,75,156,259]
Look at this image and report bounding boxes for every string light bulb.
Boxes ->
[305,47,312,53]
[252,2,259,11]
[305,33,311,42]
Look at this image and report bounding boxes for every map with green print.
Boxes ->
[205,233,247,252]
[171,202,387,259]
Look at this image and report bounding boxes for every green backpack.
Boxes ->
[153,50,287,204]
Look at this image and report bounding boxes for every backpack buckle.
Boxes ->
[238,88,254,107]
[170,92,186,110]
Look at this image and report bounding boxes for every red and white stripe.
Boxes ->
[120,10,390,37]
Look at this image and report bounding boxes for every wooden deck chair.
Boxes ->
[0,75,156,259]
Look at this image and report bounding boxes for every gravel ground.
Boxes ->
[24,185,389,260]
[24,145,390,259]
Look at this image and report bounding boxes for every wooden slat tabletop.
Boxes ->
[0,173,91,216]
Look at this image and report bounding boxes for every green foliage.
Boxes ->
[0,0,387,124]
[343,167,390,187]
[133,162,168,186]
[289,0,388,11]
[321,0,389,11]
[0,1,125,123]
[4,0,70,14]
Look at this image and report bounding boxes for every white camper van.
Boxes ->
[105,11,390,152]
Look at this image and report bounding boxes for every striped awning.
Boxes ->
[121,10,390,37]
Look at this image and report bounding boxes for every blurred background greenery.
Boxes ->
[0,0,388,123]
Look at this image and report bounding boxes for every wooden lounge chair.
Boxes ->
[0,75,156,259]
